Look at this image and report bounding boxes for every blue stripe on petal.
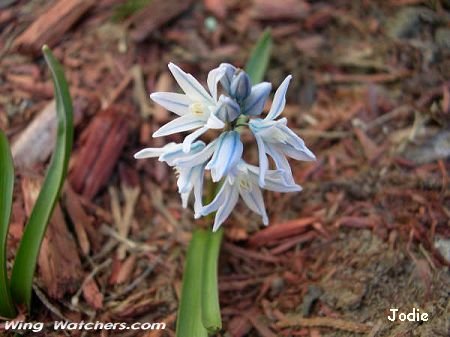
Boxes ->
[243,82,272,116]
[207,131,243,182]
[168,63,213,104]
[150,92,191,116]
[152,114,205,137]
[265,75,292,121]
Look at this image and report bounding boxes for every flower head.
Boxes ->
[135,63,315,231]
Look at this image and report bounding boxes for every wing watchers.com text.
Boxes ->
[4,320,166,333]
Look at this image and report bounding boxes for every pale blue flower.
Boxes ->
[230,71,251,102]
[215,95,241,122]
[134,142,205,216]
[242,82,272,116]
[249,75,316,186]
[151,63,233,152]
[134,64,315,231]
[170,131,243,183]
[218,64,272,117]
[205,131,243,182]
[201,161,302,231]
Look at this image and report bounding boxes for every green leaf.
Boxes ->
[10,45,73,309]
[111,0,152,21]
[201,228,223,333]
[245,29,273,84]
[0,131,16,318]
[176,229,208,337]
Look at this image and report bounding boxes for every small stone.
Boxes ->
[386,7,438,39]
[270,277,285,297]
[301,285,322,316]
[434,237,450,262]
[435,28,450,50]
[204,16,217,32]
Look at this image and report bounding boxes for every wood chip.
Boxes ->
[21,176,83,299]
[12,100,57,169]
[204,0,227,19]
[82,277,104,310]
[69,106,130,199]
[244,308,278,337]
[277,316,372,334]
[251,0,310,20]
[64,183,93,255]
[128,0,194,42]
[13,0,95,53]
[248,217,317,247]
[151,71,173,122]
[12,98,83,169]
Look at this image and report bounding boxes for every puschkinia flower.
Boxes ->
[135,63,315,231]
[249,75,316,186]
[201,161,302,231]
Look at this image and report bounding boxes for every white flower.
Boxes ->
[135,64,316,231]
[201,161,302,231]
[151,63,234,152]
[134,142,205,216]
[249,75,316,186]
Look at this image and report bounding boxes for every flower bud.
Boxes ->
[215,95,241,122]
[218,63,237,93]
[230,71,251,101]
[243,82,272,116]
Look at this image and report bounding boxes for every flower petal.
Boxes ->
[271,142,316,161]
[207,64,232,101]
[254,134,269,187]
[218,63,237,94]
[246,164,302,192]
[201,181,227,216]
[150,92,192,116]
[159,141,204,165]
[262,174,302,192]
[175,139,218,167]
[230,71,251,101]
[213,184,239,231]
[265,143,296,184]
[182,126,209,153]
[206,131,243,182]
[243,82,272,116]
[177,166,194,194]
[153,114,206,137]
[239,181,269,225]
[215,95,241,122]
[168,63,213,103]
[205,112,225,129]
[134,147,166,159]
[192,165,205,218]
[265,75,292,121]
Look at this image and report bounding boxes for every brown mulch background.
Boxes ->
[1,0,449,336]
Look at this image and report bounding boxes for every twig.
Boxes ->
[106,264,157,301]
[278,316,373,333]
[33,285,70,321]
[71,259,112,308]
[100,224,157,253]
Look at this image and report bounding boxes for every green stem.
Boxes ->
[0,131,17,318]
[176,229,208,337]
[201,228,223,333]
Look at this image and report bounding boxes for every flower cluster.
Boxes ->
[135,63,315,231]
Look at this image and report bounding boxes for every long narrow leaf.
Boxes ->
[245,29,272,84]
[0,131,16,318]
[201,228,223,333]
[10,45,73,309]
[176,229,208,337]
